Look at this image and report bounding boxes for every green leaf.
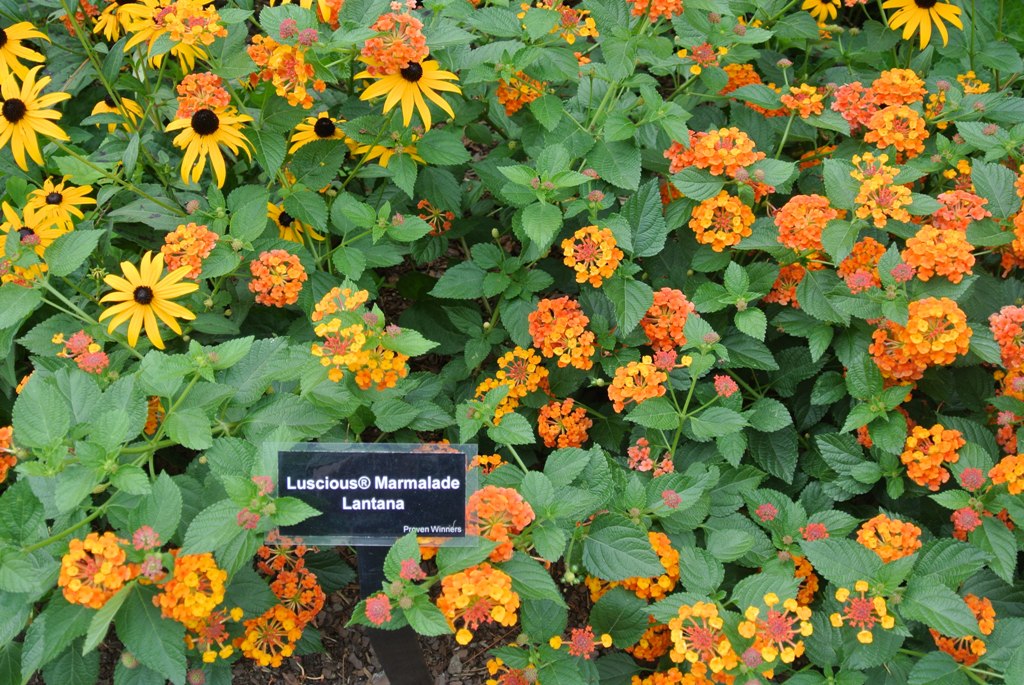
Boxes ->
[972,160,1021,218]
[288,140,346,190]
[228,185,270,242]
[0,286,42,329]
[139,351,190,397]
[388,153,418,198]
[746,398,791,432]
[530,95,563,131]
[689,407,748,441]
[42,639,98,685]
[435,539,496,577]
[45,231,103,277]
[164,407,213,450]
[706,529,754,562]
[501,552,566,605]
[488,412,534,445]
[124,473,182,544]
[589,588,649,648]
[247,126,286,180]
[800,538,882,586]
[907,651,967,685]
[913,540,988,588]
[590,141,640,190]
[521,202,563,246]
[417,129,470,166]
[83,585,131,654]
[823,160,857,211]
[671,168,724,201]
[970,516,1017,583]
[735,308,767,340]
[431,261,486,299]
[387,215,432,242]
[382,329,438,357]
[676,547,724,595]
[625,396,679,430]
[12,375,70,448]
[582,526,664,581]
[180,499,243,557]
[603,275,652,335]
[901,581,982,637]
[283,188,327,231]
[796,269,849,325]
[543,447,593,487]
[372,397,419,432]
[623,180,668,258]
[272,497,320,526]
[821,220,859,262]
[403,596,452,636]
[20,597,92,681]
[115,585,185,685]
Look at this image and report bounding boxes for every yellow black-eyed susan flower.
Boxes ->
[165,107,253,188]
[24,178,96,233]
[90,94,144,133]
[0,66,70,171]
[356,59,461,130]
[801,0,840,24]
[98,251,198,349]
[882,0,963,49]
[0,22,48,79]
[0,201,64,284]
[268,202,324,243]
[288,112,355,154]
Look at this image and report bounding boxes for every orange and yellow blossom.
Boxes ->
[609,357,668,413]
[774,194,843,253]
[901,424,964,491]
[856,514,922,562]
[864,105,929,158]
[641,288,696,351]
[689,191,754,252]
[667,600,739,673]
[58,532,137,609]
[902,224,974,284]
[436,563,520,645]
[829,580,896,644]
[738,593,813,664]
[467,485,536,562]
[528,296,596,370]
[930,595,995,665]
[537,398,592,448]
[561,224,623,287]
[154,551,227,628]
[989,454,1024,495]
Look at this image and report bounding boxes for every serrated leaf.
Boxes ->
[115,586,185,684]
[45,231,103,276]
[604,276,652,335]
[901,582,982,637]
[590,140,640,190]
[625,396,679,430]
[521,202,562,246]
[582,526,663,581]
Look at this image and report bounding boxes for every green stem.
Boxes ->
[969,0,977,73]
[774,113,796,158]
[339,111,397,191]
[42,279,145,360]
[52,142,184,216]
[504,444,529,472]
[23,507,105,553]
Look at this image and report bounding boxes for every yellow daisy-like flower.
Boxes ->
[98,251,198,349]
[802,0,840,24]
[0,66,70,171]
[25,178,96,233]
[165,107,254,188]
[356,59,461,130]
[90,94,145,133]
[94,3,135,43]
[288,111,354,154]
[268,202,324,243]
[0,22,48,79]
[353,136,425,169]
[0,202,64,284]
[882,0,963,49]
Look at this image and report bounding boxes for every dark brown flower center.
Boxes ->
[400,62,423,82]
[278,211,294,227]
[191,108,219,136]
[0,29,7,48]
[313,117,336,138]
[1,98,27,123]
[17,227,34,239]
[914,0,938,6]
[45,192,63,205]
[103,95,116,107]
[133,286,154,305]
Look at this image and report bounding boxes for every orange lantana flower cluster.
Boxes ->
[720,63,788,117]
[932,189,990,232]
[781,83,825,118]
[989,454,1024,495]
[764,263,807,308]
[359,12,427,77]
[162,222,218,279]
[665,127,765,177]
[793,554,820,606]
[528,296,595,370]
[310,287,409,389]
[738,593,813,665]
[902,224,975,284]
[249,249,307,307]
[608,356,668,413]
[248,35,324,109]
[869,297,972,383]
[58,532,137,609]
[774,194,842,253]
[417,199,455,236]
[856,514,922,562]
[864,105,929,158]
[837,237,886,293]
[990,305,1024,369]
[468,485,536,562]
[642,288,696,351]
[175,71,230,119]
[0,426,14,484]
[496,71,546,116]
[625,0,683,21]
[475,346,549,423]
[627,621,672,661]
[667,600,739,674]
[851,153,912,228]
[561,224,623,287]
[436,563,520,645]
[831,68,925,134]
[537,398,592,448]
[237,603,304,668]
[154,551,228,628]
[689,191,755,252]
[930,595,995,666]
[900,424,964,491]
